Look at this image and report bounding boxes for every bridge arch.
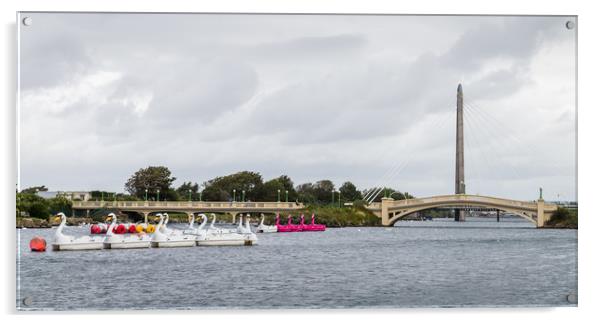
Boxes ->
[387,202,537,226]
[371,194,556,227]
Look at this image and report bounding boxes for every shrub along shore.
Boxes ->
[17,206,578,229]
[16,206,381,229]
[17,216,92,228]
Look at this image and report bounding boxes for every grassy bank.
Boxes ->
[254,205,381,227]
[17,216,93,228]
[545,207,578,229]
[153,207,381,227]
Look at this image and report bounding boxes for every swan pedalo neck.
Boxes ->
[151,213,197,248]
[256,213,278,233]
[51,213,104,251]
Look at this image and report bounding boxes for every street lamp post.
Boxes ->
[233,189,236,202]
[145,189,148,201]
[242,190,246,202]
[331,189,335,205]
[285,190,288,202]
[188,189,192,202]
[338,191,341,208]
[199,190,203,202]
[156,189,160,201]
[277,189,281,202]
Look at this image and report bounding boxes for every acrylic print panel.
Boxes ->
[16,12,577,310]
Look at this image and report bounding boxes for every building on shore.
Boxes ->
[36,191,92,201]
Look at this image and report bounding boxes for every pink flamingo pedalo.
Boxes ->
[275,213,326,232]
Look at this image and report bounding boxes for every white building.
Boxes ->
[36,191,92,201]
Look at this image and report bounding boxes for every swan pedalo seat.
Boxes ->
[256,213,278,233]
[103,213,151,249]
[51,213,104,251]
[196,214,257,246]
[150,213,197,248]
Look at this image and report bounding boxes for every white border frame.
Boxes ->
[3,0,601,322]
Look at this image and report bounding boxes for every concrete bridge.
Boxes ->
[363,84,560,228]
[72,200,305,223]
[366,194,557,227]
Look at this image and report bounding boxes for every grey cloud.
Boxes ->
[146,58,259,122]
[247,33,367,62]
[18,13,576,200]
[441,18,559,70]
[468,66,531,101]
[20,34,91,89]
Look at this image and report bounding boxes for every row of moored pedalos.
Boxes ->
[29,212,326,252]
[257,213,326,233]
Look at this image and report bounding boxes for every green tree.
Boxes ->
[296,182,317,204]
[263,175,297,202]
[29,201,50,219]
[363,187,414,202]
[313,180,336,204]
[48,196,73,216]
[176,182,200,201]
[296,180,336,205]
[202,171,264,201]
[201,185,231,201]
[16,192,50,219]
[124,166,177,200]
[21,185,48,194]
[339,181,362,202]
[163,188,181,201]
[549,207,569,222]
[545,207,577,228]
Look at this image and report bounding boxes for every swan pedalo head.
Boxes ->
[53,212,65,223]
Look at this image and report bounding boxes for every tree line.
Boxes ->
[16,166,414,219]
[16,186,72,219]
[123,166,413,204]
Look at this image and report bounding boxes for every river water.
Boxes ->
[16,217,577,310]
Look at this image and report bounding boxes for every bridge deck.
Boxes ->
[72,201,305,213]
[367,194,557,212]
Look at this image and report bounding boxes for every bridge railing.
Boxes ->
[72,200,304,209]
[435,195,534,208]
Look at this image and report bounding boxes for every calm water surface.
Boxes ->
[16,217,577,310]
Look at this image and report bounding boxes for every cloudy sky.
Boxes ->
[18,13,576,201]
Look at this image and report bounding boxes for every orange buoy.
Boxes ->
[145,224,155,233]
[29,236,47,252]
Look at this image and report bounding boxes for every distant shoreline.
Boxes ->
[16,218,578,230]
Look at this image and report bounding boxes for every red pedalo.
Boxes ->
[128,224,137,233]
[90,224,101,234]
[29,236,47,252]
[115,224,127,234]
